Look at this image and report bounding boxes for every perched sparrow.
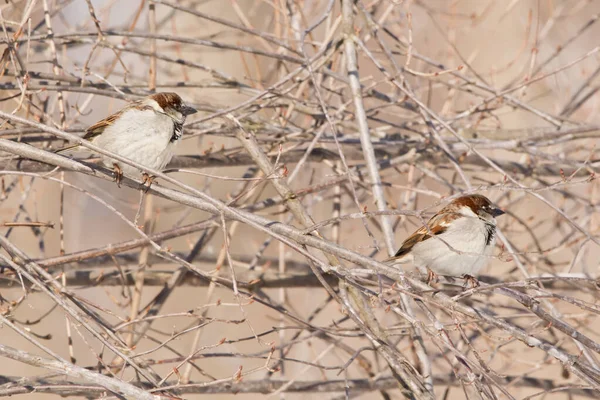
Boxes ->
[387,194,505,285]
[60,92,197,185]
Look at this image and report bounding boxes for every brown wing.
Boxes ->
[82,101,151,140]
[55,110,125,153]
[393,212,461,258]
[83,112,122,140]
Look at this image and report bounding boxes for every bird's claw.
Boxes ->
[142,173,156,192]
[462,274,480,289]
[426,268,439,286]
[113,163,123,188]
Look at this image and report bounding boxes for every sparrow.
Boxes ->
[387,194,505,286]
[59,92,197,186]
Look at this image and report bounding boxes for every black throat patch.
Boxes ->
[483,222,496,245]
[171,121,183,142]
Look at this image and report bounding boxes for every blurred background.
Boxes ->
[0,0,599,398]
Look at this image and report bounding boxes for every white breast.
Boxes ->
[92,108,179,176]
[411,211,495,277]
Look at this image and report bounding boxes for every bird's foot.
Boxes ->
[141,173,156,192]
[462,274,480,289]
[113,163,123,188]
[426,268,439,286]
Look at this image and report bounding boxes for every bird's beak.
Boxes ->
[181,104,197,116]
[491,207,505,217]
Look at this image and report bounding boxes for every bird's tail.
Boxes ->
[382,254,413,265]
[54,144,80,154]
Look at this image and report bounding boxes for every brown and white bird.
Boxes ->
[60,92,197,185]
[387,194,505,284]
